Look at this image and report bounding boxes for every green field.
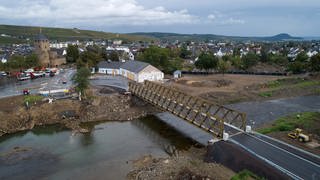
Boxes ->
[0,24,155,44]
[258,112,320,136]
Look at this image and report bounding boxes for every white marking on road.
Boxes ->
[229,138,303,180]
[242,133,320,169]
[253,131,320,160]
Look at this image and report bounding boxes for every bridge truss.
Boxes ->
[129,81,246,138]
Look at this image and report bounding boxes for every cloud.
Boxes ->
[221,18,245,25]
[0,0,198,27]
[207,14,216,20]
[206,11,245,25]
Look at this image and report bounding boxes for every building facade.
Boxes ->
[34,33,66,67]
[98,60,164,83]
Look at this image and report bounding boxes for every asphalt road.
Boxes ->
[89,75,128,90]
[227,96,320,127]
[156,103,320,180]
[0,68,76,98]
[230,133,320,180]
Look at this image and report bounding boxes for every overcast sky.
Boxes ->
[0,0,319,36]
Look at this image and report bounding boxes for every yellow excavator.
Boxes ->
[288,128,311,142]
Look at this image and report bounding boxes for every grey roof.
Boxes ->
[97,61,124,69]
[120,60,149,73]
[34,34,48,41]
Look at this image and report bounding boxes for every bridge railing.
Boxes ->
[129,81,247,138]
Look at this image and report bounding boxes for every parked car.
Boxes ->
[0,71,7,76]
[23,89,30,95]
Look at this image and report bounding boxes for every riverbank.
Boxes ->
[0,86,159,137]
[127,147,235,180]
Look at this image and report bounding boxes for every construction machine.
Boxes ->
[288,128,311,142]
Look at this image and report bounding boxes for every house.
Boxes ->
[173,70,182,78]
[120,61,164,83]
[97,61,123,75]
[97,60,164,82]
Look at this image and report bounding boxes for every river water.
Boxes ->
[0,116,198,180]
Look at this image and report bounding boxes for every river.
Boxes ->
[0,116,198,180]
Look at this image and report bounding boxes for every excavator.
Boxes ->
[288,128,311,142]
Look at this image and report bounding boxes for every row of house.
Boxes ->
[97,60,164,83]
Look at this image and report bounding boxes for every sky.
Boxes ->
[0,0,319,36]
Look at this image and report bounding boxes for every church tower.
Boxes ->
[34,28,50,66]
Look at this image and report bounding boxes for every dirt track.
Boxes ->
[169,74,319,104]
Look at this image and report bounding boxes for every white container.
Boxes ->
[246,125,252,133]
[223,132,229,141]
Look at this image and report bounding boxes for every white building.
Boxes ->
[50,42,68,49]
[97,61,123,75]
[98,60,164,83]
[307,50,318,58]
[106,46,135,60]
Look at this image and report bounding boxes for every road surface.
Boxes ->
[90,75,128,90]
[155,109,320,180]
[0,68,75,98]
[227,96,320,127]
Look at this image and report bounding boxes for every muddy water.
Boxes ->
[0,116,198,180]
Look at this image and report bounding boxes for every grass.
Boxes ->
[231,169,264,180]
[266,78,320,90]
[0,24,156,44]
[23,95,43,105]
[258,91,273,97]
[258,112,320,135]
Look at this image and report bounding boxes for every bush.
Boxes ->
[24,95,43,104]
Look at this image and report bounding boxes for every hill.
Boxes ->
[0,24,155,44]
[129,32,303,42]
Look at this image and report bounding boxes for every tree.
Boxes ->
[73,67,91,97]
[25,54,39,67]
[241,52,259,70]
[195,52,218,71]
[309,54,320,72]
[138,46,170,71]
[270,54,288,66]
[295,52,308,62]
[179,45,191,59]
[288,61,305,74]
[231,56,242,69]
[109,51,119,61]
[218,59,231,75]
[66,45,79,63]
[260,49,269,63]
[80,50,102,68]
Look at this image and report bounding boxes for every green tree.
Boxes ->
[80,51,102,68]
[295,52,308,62]
[73,67,91,96]
[241,52,259,69]
[25,54,39,67]
[309,54,320,72]
[66,45,80,63]
[138,46,170,71]
[195,52,218,71]
[179,45,191,59]
[288,61,305,74]
[267,54,289,65]
[231,56,242,69]
[260,49,269,63]
[109,51,119,61]
[218,59,231,75]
